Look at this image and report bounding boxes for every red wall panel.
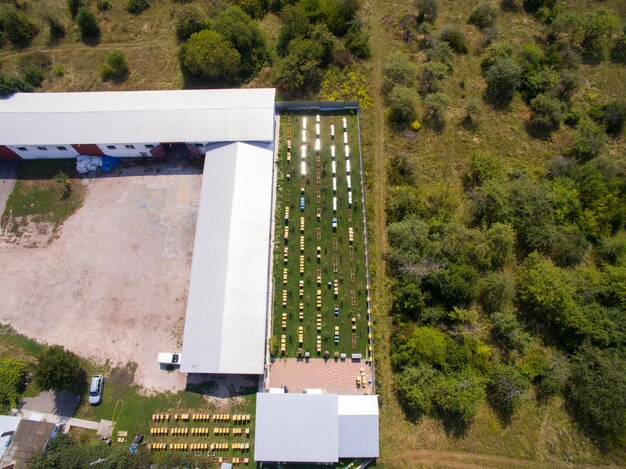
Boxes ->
[72,144,105,156]
[0,145,21,160]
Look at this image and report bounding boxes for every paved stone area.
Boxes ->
[267,358,373,394]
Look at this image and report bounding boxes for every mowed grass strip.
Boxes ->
[272,113,370,358]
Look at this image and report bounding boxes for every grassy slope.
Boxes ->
[360,0,626,467]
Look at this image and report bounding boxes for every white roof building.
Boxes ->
[254,393,379,463]
[180,142,274,375]
[0,89,276,145]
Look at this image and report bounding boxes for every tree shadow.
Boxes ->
[524,120,554,140]
[436,409,471,438]
[486,393,514,426]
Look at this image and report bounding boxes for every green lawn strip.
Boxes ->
[75,370,257,462]
[272,113,370,358]
[1,159,85,233]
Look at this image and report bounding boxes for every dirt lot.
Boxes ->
[0,160,202,393]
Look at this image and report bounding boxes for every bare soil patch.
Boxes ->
[0,160,202,393]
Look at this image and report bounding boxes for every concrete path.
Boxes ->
[15,409,113,437]
[0,160,18,217]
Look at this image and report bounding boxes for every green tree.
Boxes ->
[0,358,25,412]
[610,31,626,63]
[277,4,310,54]
[467,151,504,187]
[434,368,486,427]
[480,41,513,72]
[76,7,100,42]
[488,364,530,420]
[484,57,520,105]
[4,10,40,48]
[468,3,498,30]
[415,0,438,24]
[572,119,605,159]
[422,92,450,130]
[35,345,85,393]
[392,326,449,370]
[232,0,269,19]
[18,52,52,88]
[567,345,626,447]
[439,25,468,54]
[529,93,566,131]
[126,0,150,14]
[579,8,619,61]
[388,86,420,124]
[272,37,325,97]
[180,30,241,84]
[101,50,129,82]
[175,5,206,41]
[427,263,479,308]
[396,364,440,416]
[383,52,417,92]
[211,5,267,78]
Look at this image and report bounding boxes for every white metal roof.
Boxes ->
[338,395,380,458]
[254,393,380,463]
[180,142,273,375]
[0,415,20,460]
[0,89,276,145]
[255,393,339,463]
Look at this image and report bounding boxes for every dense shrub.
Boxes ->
[396,364,440,416]
[4,10,40,48]
[17,53,52,88]
[35,345,85,393]
[418,61,447,94]
[439,25,468,54]
[488,364,530,419]
[272,37,324,97]
[276,5,310,55]
[599,100,626,137]
[392,282,425,321]
[45,15,66,41]
[0,74,33,97]
[101,50,129,82]
[422,92,450,130]
[480,271,515,313]
[485,222,515,268]
[484,58,520,105]
[500,0,522,12]
[0,358,25,413]
[383,52,416,92]
[97,0,112,11]
[467,151,504,187]
[415,0,438,24]
[426,263,479,308]
[426,41,454,70]
[480,41,513,72]
[611,32,626,63]
[126,0,150,14]
[232,0,269,19]
[344,25,370,59]
[434,368,486,427]
[387,152,415,186]
[392,326,450,370]
[572,119,605,159]
[463,99,482,129]
[468,3,498,30]
[68,0,85,19]
[76,7,100,41]
[491,311,530,353]
[386,185,424,223]
[175,5,206,41]
[567,345,626,447]
[529,93,566,130]
[388,86,420,124]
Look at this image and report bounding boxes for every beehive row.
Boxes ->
[232,415,251,424]
[170,443,188,451]
[170,427,188,436]
[213,414,231,422]
[150,427,169,436]
[232,442,251,451]
[190,427,211,436]
[151,414,170,422]
[213,427,231,435]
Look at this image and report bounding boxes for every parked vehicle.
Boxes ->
[88,375,104,405]
[130,434,144,454]
[157,352,181,365]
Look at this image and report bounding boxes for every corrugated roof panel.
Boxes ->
[180,142,273,374]
[0,89,276,145]
[254,393,339,463]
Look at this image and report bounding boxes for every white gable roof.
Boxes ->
[0,89,276,145]
[180,141,273,375]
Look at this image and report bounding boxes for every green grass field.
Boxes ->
[271,112,371,359]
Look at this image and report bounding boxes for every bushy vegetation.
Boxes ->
[101,50,129,82]
[35,345,86,393]
[76,7,100,42]
[0,358,26,413]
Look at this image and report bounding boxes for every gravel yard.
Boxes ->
[0,159,202,393]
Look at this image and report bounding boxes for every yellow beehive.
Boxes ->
[283,268,288,285]
[285,206,289,222]
[334,279,339,298]
[316,246,321,262]
[283,247,288,264]
[300,217,305,234]
[299,280,304,298]
[299,255,305,274]
[299,310,303,321]
[349,227,354,243]
[317,208,321,221]
[282,289,287,307]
